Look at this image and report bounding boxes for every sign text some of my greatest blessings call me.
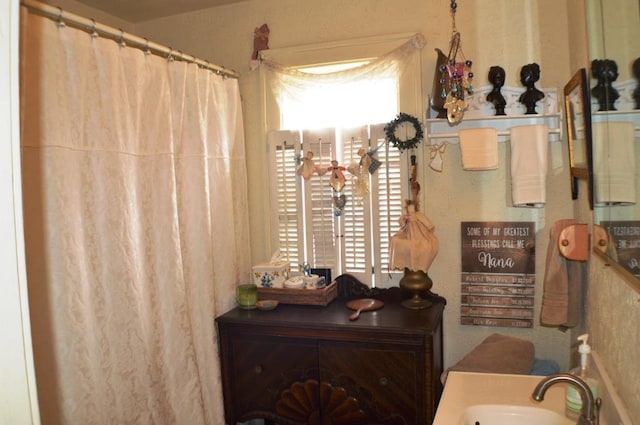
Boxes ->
[600,220,640,277]
[461,222,535,328]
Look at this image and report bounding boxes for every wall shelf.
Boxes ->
[592,110,640,135]
[426,86,562,144]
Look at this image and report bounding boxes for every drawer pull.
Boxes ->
[254,365,263,374]
[379,377,388,386]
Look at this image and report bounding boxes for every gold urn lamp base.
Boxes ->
[399,268,433,309]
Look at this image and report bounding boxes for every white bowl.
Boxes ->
[302,275,321,289]
[284,277,304,289]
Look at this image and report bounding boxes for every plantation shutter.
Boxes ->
[269,124,406,285]
[340,126,371,282]
[269,130,303,268]
[370,124,405,285]
[301,129,337,270]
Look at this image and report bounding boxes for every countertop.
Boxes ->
[433,371,574,425]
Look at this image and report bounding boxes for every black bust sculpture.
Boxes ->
[633,57,640,110]
[591,59,619,111]
[518,63,545,114]
[487,66,507,115]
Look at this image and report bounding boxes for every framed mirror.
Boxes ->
[587,0,640,288]
[564,68,594,209]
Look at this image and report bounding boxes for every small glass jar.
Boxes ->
[236,283,258,309]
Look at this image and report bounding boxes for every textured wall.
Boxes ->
[587,257,640,416]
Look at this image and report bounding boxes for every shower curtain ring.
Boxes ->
[118,29,126,48]
[89,18,98,38]
[167,48,174,62]
[56,7,65,28]
[143,39,151,56]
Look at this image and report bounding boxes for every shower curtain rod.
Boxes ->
[20,0,240,79]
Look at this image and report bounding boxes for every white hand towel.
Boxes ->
[458,128,499,170]
[510,124,549,207]
[592,121,636,206]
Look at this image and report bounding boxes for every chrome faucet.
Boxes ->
[532,373,600,425]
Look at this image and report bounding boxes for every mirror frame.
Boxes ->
[564,68,594,209]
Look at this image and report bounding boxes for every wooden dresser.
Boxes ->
[215,280,445,425]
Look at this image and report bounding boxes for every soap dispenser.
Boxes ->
[565,333,600,419]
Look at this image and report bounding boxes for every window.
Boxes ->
[262,34,424,286]
[279,61,397,129]
[270,124,405,286]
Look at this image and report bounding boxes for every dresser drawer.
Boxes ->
[320,341,421,424]
[225,334,318,418]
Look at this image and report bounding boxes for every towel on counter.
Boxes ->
[540,219,586,329]
[592,121,636,206]
[458,127,499,170]
[441,333,535,385]
[510,124,549,207]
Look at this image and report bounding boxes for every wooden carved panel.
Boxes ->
[275,379,368,425]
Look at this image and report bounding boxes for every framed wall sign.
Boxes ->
[461,221,536,328]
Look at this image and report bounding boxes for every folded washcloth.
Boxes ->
[441,333,535,385]
[592,121,636,206]
[458,127,499,170]
[530,358,560,376]
[510,124,549,207]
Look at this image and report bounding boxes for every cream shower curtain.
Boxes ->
[20,10,250,425]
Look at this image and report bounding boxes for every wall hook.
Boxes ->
[558,223,589,261]
[592,224,616,258]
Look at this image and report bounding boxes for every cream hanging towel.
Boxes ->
[592,121,636,206]
[458,127,499,170]
[510,124,549,207]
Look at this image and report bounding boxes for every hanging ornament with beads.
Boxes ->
[439,0,474,124]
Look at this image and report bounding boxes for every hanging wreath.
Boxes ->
[384,112,424,152]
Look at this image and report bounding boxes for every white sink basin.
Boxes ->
[433,372,573,425]
[459,404,566,425]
